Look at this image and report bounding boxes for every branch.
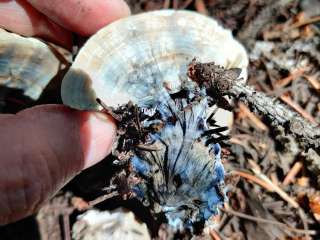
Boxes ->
[230,82,320,150]
[187,60,320,151]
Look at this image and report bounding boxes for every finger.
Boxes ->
[26,0,131,36]
[0,0,72,48]
[0,105,116,224]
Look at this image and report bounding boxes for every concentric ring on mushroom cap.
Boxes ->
[61,10,248,110]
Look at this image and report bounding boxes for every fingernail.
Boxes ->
[81,112,116,169]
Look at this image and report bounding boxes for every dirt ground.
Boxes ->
[0,0,319,239]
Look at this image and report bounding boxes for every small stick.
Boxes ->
[289,15,320,29]
[88,192,119,207]
[303,75,320,90]
[298,207,311,240]
[238,103,268,131]
[63,214,71,240]
[220,204,317,235]
[270,172,280,186]
[230,82,320,149]
[283,161,303,186]
[231,170,274,191]
[71,197,90,211]
[209,229,222,240]
[179,0,193,9]
[274,68,306,88]
[96,98,122,121]
[163,0,170,9]
[135,144,160,151]
[280,94,317,125]
[195,0,208,15]
[248,160,300,208]
[173,0,179,9]
[229,137,245,146]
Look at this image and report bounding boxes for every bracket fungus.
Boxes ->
[0,29,70,100]
[61,10,248,232]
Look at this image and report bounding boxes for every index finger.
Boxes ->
[26,0,131,36]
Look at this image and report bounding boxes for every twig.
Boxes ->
[230,81,320,150]
[96,98,122,121]
[283,161,303,186]
[163,0,170,8]
[195,0,208,15]
[289,15,320,29]
[270,172,280,186]
[88,192,119,207]
[188,60,320,149]
[220,205,317,235]
[238,102,268,131]
[298,207,311,240]
[248,159,300,208]
[179,0,193,9]
[173,0,179,9]
[274,68,306,88]
[209,229,222,240]
[229,137,246,146]
[63,214,71,240]
[303,75,320,90]
[280,93,317,124]
[232,170,274,191]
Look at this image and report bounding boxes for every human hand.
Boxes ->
[0,0,130,224]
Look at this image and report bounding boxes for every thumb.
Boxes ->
[0,104,116,224]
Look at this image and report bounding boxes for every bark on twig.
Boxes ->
[230,82,320,150]
[187,60,320,152]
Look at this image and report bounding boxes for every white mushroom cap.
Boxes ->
[72,208,150,240]
[61,10,248,112]
[0,29,70,100]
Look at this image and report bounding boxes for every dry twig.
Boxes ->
[238,102,268,131]
[303,75,320,90]
[280,93,317,124]
[274,68,306,88]
[283,161,303,186]
[220,204,317,235]
[195,0,208,15]
[232,170,274,191]
[230,81,320,150]
[249,159,299,208]
[289,15,320,29]
[209,229,222,240]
